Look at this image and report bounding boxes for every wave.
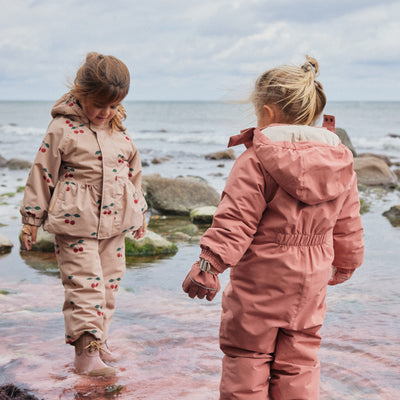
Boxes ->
[0,124,44,136]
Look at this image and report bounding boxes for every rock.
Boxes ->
[125,230,177,256]
[142,174,220,215]
[383,205,400,227]
[0,234,13,254]
[151,156,171,164]
[190,206,217,224]
[335,128,357,157]
[0,384,40,400]
[358,153,392,166]
[205,149,236,160]
[6,158,32,170]
[0,154,7,168]
[353,156,398,187]
[388,133,400,139]
[19,228,55,252]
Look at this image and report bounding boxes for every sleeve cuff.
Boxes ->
[199,248,228,274]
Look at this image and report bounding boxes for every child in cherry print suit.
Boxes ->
[21,52,147,377]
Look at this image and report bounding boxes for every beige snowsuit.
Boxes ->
[20,93,147,343]
[199,124,364,399]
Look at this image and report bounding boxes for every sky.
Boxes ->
[1,0,400,102]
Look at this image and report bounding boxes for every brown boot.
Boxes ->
[74,333,116,377]
[100,341,121,363]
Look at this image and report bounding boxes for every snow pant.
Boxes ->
[220,326,322,400]
[54,233,126,344]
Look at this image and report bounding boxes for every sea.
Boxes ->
[0,100,399,399]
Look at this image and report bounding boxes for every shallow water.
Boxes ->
[1,101,400,399]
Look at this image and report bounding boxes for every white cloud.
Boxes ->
[0,0,399,100]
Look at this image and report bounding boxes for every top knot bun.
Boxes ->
[302,55,319,76]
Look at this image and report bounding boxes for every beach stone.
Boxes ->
[142,174,220,215]
[0,234,13,254]
[6,158,32,170]
[335,128,357,157]
[383,205,400,227]
[0,154,7,168]
[358,153,392,166]
[19,228,55,252]
[190,206,217,224]
[125,230,177,256]
[0,384,40,400]
[205,149,236,160]
[353,156,398,187]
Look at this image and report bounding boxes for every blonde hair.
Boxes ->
[70,52,130,131]
[251,56,326,125]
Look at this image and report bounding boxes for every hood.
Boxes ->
[51,93,89,124]
[229,125,355,205]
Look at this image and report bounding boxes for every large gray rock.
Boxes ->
[205,149,236,160]
[6,158,32,170]
[143,174,220,215]
[354,156,398,187]
[0,234,13,254]
[335,128,357,157]
[190,206,216,224]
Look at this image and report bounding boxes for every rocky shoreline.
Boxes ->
[1,129,400,258]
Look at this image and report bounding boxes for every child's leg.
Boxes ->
[219,346,274,400]
[55,235,105,343]
[98,233,126,342]
[269,326,322,400]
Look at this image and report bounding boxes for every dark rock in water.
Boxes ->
[387,133,400,139]
[151,156,171,164]
[5,158,32,170]
[0,154,7,168]
[142,174,220,215]
[205,149,236,160]
[0,384,41,400]
[0,234,13,254]
[383,205,400,227]
[358,153,392,166]
[335,128,357,157]
[353,156,398,187]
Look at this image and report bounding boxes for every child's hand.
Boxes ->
[328,266,355,285]
[21,224,38,251]
[132,214,147,240]
[182,260,221,301]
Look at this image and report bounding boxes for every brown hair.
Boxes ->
[71,52,130,131]
[251,55,326,125]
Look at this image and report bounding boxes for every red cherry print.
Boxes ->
[108,210,112,215]
[79,130,84,133]
[103,211,108,215]
[65,174,68,178]
[97,311,102,316]
[74,130,78,134]
[128,173,132,177]
[91,283,96,288]
[69,124,73,127]
[73,248,78,253]
[66,120,70,124]
[68,102,74,107]
[69,174,73,177]
[46,178,50,183]
[117,253,122,258]
[79,247,83,251]
[41,148,46,153]
[43,175,46,180]
[70,220,75,225]
[66,187,70,191]
[98,156,102,160]
[65,219,70,224]
[96,283,99,287]
[134,199,138,204]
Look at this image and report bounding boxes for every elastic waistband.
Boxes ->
[264,232,330,246]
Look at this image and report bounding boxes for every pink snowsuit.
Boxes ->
[20,93,147,344]
[199,124,364,399]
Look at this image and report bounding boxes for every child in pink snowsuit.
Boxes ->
[183,56,364,399]
[21,52,147,377]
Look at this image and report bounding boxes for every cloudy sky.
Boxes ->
[1,0,399,101]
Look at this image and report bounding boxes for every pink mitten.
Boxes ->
[182,260,221,301]
[329,266,355,285]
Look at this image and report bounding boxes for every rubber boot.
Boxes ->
[100,341,121,363]
[74,333,116,377]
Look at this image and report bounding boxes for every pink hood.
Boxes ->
[229,125,354,206]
